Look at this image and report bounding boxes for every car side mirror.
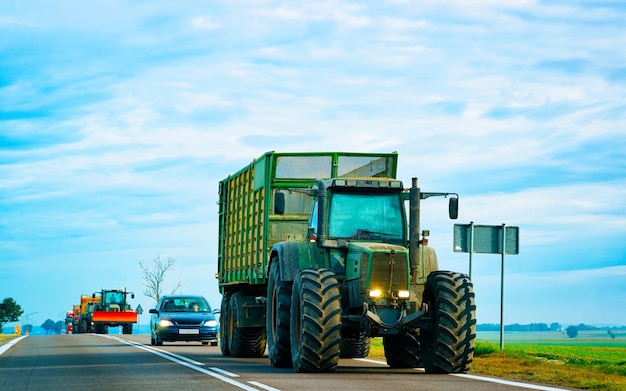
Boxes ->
[149,309,158,314]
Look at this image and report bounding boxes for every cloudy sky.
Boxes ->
[1,1,625,330]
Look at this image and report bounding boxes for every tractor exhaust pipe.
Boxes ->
[409,177,420,280]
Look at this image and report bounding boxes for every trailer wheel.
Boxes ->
[228,293,267,358]
[290,268,342,372]
[419,271,476,373]
[383,330,422,368]
[122,324,132,334]
[340,332,371,358]
[220,293,231,356]
[267,258,293,368]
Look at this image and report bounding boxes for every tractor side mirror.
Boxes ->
[449,197,459,220]
[274,191,285,215]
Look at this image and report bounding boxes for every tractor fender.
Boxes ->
[270,241,315,282]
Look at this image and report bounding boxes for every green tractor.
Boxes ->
[217,152,476,373]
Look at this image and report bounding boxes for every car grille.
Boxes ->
[175,320,202,326]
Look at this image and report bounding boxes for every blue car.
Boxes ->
[149,295,218,346]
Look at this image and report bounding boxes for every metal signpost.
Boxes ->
[454,222,519,350]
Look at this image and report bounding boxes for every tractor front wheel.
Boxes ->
[419,271,476,373]
[290,268,342,373]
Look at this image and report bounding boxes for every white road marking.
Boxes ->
[354,357,570,391]
[451,374,571,391]
[248,380,282,391]
[0,335,27,356]
[104,335,206,366]
[209,366,240,377]
[98,335,277,391]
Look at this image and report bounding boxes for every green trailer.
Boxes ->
[217,151,476,373]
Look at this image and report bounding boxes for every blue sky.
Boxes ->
[1,1,625,329]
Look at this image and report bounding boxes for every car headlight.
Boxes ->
[203,320,218,327]
[158,319,173,328]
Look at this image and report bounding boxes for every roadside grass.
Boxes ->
[368,332,626,391]
[0,334,18,345]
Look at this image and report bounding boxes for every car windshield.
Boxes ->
[161,297,211,312]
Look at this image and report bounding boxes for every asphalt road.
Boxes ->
[0,334,578,391]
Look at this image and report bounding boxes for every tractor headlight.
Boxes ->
[368,289,382,298]
[203,320,218,327]
[397,290,410,299]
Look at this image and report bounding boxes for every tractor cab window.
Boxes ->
[328,192,404,241]
[105,292,123,304]
[308,201,318,237]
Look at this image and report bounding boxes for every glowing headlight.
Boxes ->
[368,289,382,298]
[397,290,410,299]
[204,320,218,327]
[158,319,173,328]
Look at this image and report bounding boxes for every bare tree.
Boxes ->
[140,255,183,303]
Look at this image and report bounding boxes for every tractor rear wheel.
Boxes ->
[290,268,342,372]
[383,330,422,368]
[419,271,476,373]
[340,332,371,358]
[267,259,293,367]
[79,319,87,333]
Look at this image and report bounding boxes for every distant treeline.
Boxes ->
[477,323,626,332]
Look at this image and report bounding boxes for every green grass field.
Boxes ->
[369,331,626,391]
[473,331,626,390]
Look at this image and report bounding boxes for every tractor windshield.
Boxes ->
[105,291,123,305]
[328,192,404,241]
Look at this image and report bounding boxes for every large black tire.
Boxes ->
[228,293,267,358]
[122,324,133,334]
[79,319,87,334]
[94,324,105,334]
[340,333,372,358]
[383,330,422,368]
[220,294,231,356]
[419,271,476,374]
[267,259,293,368]
[290,269,342,373]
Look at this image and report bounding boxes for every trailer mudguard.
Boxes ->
[231,294,266,328]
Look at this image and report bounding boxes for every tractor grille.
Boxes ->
[361,247,408,297]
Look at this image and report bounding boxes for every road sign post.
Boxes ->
[454,223,519,350]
